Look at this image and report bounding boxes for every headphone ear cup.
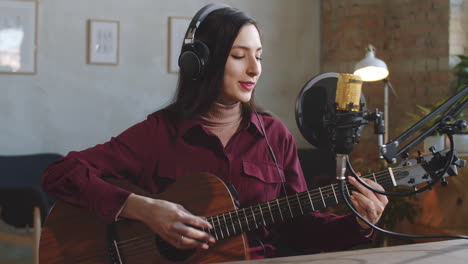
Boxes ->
[178,43,199,79]
[193,40,210,73]
[178,40,210,80]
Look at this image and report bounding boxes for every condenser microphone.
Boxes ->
[333,74,363,180]
[296,72,373,180]
[333,74,364,153]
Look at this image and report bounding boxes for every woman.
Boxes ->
[42,4,388,260]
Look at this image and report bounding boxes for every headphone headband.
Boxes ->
[183,3,231,44]
[179,3,231,80]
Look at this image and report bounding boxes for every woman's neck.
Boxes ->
[199,102,242,147]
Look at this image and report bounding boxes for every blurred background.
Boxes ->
[0,0,467,263]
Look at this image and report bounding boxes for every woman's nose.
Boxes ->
[247,58,260,77]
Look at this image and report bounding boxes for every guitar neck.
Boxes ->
[205,167,403,241]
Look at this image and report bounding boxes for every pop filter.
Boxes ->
[295,72,367,151]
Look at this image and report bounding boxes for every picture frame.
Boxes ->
[168,16,191,73]
[0,0,37,74]
[87,19,119,65]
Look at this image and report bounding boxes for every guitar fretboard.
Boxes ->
[203,167,409,241]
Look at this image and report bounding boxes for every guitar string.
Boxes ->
[120,174,402,255]
[85,175,405,260]
[115,166,408,249]
[77,166,410,260]
[115,173,401,258]
[122,170,407,257]
[55,167,412,261]
[123,164,408,249]
[204,166,409,226]
[118,167,404,251]
[205,177,397,233]
[116,168,404,252]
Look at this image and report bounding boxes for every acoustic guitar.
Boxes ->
[39,150,455,263]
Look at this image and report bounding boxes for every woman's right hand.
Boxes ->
[120,194,216,250]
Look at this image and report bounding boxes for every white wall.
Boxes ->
[0,0,320,155]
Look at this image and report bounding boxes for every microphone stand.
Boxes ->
[381,86,468,164]
[337,87,468,241]
[347,86,468,198]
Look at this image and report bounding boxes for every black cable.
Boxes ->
[254,110,289,198]
[348,134,456,197]
[339,178,468,240]
[340,134,468,240]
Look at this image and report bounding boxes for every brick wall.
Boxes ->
[321,0,468,244]
[322,0,456,160]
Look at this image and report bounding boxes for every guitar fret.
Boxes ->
[228,211,236,234]
[235,210,243,233]
[388,167,397,186]
[307,191,315,211]
[251,207,259,229]
[318,187,326,208]
[276,199,284,221]
[243,208,250,231]
[112,240,123,264]
[258,204,267,226]
[216,215,224,239]
[285,197,294,218]
[345,182,351,197]
[331,184,338,204]
[222,214,230,237]
[372,172,377,182]
[209,218,219,240]
[296,193,304,215]
[267,201,275,223]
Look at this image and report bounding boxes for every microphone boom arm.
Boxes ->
[381,86,468,164]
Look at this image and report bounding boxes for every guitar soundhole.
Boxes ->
[155,237,196,261]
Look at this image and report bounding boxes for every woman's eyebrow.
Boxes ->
[231,45,262,51]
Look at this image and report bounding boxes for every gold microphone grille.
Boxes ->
[335,73,363,111]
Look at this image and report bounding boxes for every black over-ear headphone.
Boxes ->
[178,3,230,80]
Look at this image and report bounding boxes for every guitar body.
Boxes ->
[39,172,250,264]
[40,151,451,263]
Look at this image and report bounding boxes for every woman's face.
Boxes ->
[219,24,262,105]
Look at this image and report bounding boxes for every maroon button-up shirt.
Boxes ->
[41,109,371,259]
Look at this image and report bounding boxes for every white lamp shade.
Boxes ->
[354,48,389,82]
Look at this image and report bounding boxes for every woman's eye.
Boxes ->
[256,57,263,61]
[232,55,244,59]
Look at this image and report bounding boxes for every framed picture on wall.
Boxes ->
[168,16,191,73]
[0,0,37,74]
[87,19,119,65]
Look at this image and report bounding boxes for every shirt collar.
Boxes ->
[177,117,203,138]
[177,112,266,137]
[247,112,266,137]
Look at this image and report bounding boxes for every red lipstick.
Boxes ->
[239,81,255,91]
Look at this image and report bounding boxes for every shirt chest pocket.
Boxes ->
[240,160,283,204]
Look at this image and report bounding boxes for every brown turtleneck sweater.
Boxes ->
[199,102,243,147]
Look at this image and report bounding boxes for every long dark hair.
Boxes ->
[165,7,263,121]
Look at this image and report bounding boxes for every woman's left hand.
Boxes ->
[348,176,389,230]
